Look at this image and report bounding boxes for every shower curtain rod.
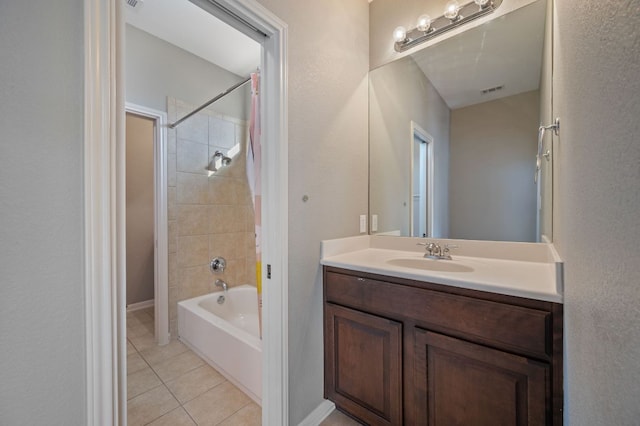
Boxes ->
[168,76,252,129]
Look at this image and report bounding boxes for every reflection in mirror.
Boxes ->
[369,0,553,242]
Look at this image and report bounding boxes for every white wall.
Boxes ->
[0,1,86,424]
[126,113,156,305]
[126,25,252,119]
[553,0,640,423]
[449,90,539,242]
[369,56,450,237]
[254,0,370,423]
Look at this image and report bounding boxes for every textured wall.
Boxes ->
[126,25,252,118]
[553,0,640,423]
[0,1,85,424]
[255,0,370,423]
[450,90,539,242]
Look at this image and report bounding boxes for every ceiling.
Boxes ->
[411,0,547,109]
[124,0,261,77]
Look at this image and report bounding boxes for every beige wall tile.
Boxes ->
[168,129,176,154]
[176,110,208,144]
[168,253,177,285]
[167,187,176,219]
[209,116,236,149]
[177,204,209,236]
[168,153,177,187]
[177,172,208,205]
[168,286,178,321]
[178,265,211,300]
[208,176,239,205]
[177,235,208,267]
[210,205,245,234]
[244,204,256,232]
[177,139,208,174]
[168,220,177,254]
[170,319,177,340]
[183,381,251,426]
[127,385,179,426]
[209,232,243,260]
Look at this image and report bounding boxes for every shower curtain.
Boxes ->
[247,72,262,337]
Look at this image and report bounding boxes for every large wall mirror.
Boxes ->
[369,0,554,242]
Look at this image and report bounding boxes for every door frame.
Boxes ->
[409,121,434,238]
[125,104,170,346]
[83,0,289,424]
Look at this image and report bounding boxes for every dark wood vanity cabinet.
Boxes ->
[323,266,563,426]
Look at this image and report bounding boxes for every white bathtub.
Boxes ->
[178,285,261,404]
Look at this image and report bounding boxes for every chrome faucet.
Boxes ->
[417,241,458,260]
[215,279,228,292]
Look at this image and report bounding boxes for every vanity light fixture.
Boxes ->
[393,0,502,52]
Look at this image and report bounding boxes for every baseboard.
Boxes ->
[126,299,154,312]
[297,399,336,426]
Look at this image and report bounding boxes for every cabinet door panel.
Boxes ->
[414,329,549,426]
[325,303,402,425]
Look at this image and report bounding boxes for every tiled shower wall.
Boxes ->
[167,97,256,337]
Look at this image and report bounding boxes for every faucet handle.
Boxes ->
[442,244,458,256]
[210,257,227,273]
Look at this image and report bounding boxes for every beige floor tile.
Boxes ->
[183,381,251,426]
[127,321,154,338]
[146,406,196,426]
[320,410,364,426]
[127,385,179,426]
[152,350,204,382]
[127,353,149,376]
[217,402,261,426]
[129,333,157,352]
[127,367,162,400]
[127,339,137,356]
[139,339,189,367]
[165,364,226,404]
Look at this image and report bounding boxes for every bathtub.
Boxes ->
[178,285,261,404]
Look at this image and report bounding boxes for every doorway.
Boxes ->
[410,122,434,238]
[83,0,288,424]
[124,105,170,347]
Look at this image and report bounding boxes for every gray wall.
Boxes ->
[449,90,539,242]
[126,113,156,305]
[0,1,86,425]
[553,0,640,423]
[369,56,450,237]
[254,0,370,423]
[126,25,252,119]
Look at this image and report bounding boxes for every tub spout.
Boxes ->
[215,279,228,292]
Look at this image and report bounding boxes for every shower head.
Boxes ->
[206,151,232,174]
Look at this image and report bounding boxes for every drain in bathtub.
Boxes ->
[217,295,225,304]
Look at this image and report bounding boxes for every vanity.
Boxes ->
[321,236,563,425]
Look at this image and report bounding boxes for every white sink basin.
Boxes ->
[386,258,474,273]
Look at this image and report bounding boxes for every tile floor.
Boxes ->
[126,307,361,426]
[126,308,260,426]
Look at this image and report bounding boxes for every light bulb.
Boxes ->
[474,0,490,6]
[393,26,407,43]
[444,0,460,19]
[416,14,432,32]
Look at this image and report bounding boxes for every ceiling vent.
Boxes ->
[125,0,144,10]
[481,85,504,95]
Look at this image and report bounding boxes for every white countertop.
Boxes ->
[321,236,564,303]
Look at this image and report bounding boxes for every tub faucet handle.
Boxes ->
[210,257,227,273]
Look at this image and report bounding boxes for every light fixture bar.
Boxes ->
[394,0,503,52]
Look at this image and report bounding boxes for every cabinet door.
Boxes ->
[325,303,403,425]
[413,328,549,426]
